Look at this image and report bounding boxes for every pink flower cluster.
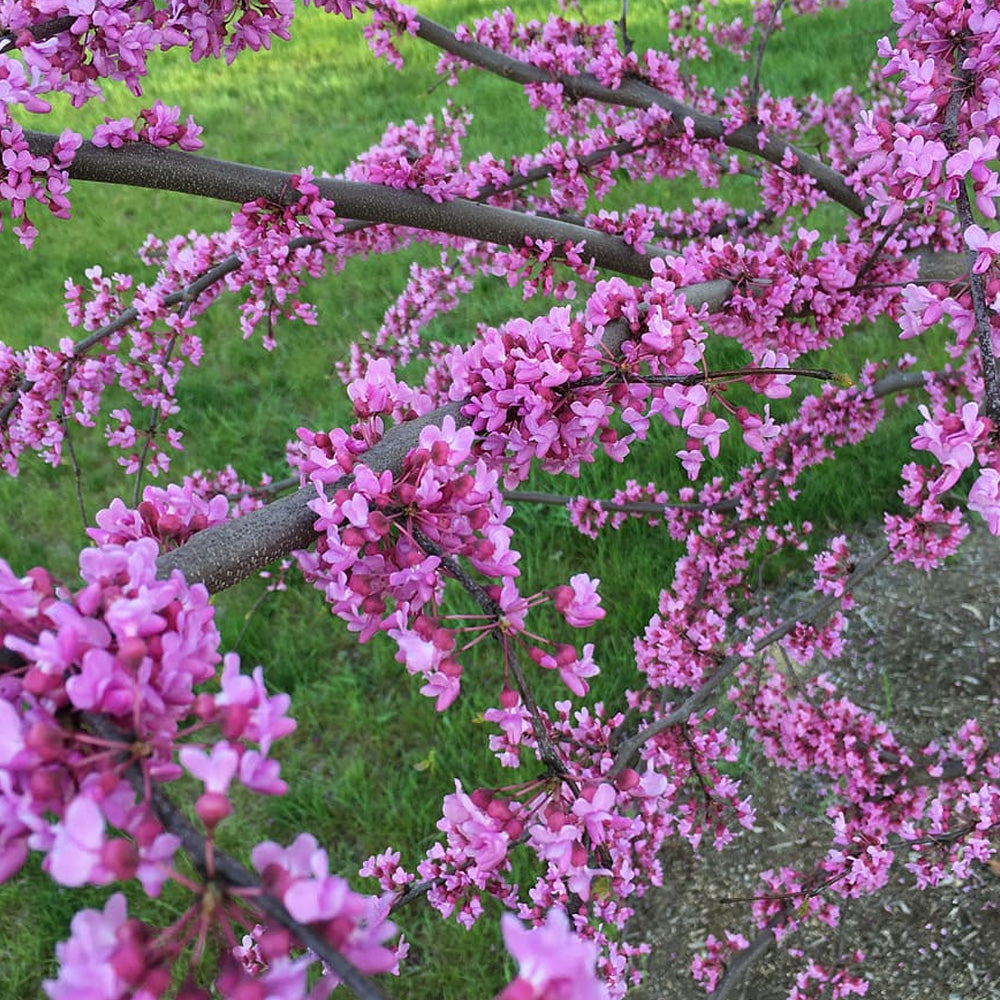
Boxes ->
[0,116,78,247]
[88,469,264,550]
[296,407,606,708]
[252,833,405,988]
[497,908,610,1000]
[0,536,297,887]
[92,100,204,151]
[0,526,416,1000]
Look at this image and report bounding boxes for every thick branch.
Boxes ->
[24,132,664,281]
[153,280,733,589]
[0,14,75,51]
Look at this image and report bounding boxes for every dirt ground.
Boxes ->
[627,523,1000,1000]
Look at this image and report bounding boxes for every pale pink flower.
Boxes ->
[969,468,1000,534]
[47,796,108,888]
[497,909,609,1000]
[44,893,130,1000]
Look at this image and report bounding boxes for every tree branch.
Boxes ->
[152,280,727,590]
[410,14,866,216]
[24,132,665,281]
[708,915,784,1000]
[942,50,1000,428]
[0,14,75,52]
[748,0,786,113]
[82,713,396,1000]
[153,351,933,595]
[606,545,890,776]
[156,401,468,591]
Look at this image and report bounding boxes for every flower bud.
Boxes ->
[614,768,640,792]
[499,686,519,709]
[195,791,232,829]
[25,721,64,762]
[102,838,139,880]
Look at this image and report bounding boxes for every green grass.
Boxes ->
[0,1,933,998]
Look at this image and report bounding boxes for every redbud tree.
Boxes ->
[0,0,998,997]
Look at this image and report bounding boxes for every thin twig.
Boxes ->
[852,216,903,288]
[132,330,181,506]
[943,49,1000,428]
[567,365,841,392]
[504,489,714,516]
[408,525,568,775]
[59,409,89,531]
[748,0,785,113]
[82,713,396,1000]
[606,546,890,777]
[616,0,634,57]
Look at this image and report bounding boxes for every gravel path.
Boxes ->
[627,523,1000,1000]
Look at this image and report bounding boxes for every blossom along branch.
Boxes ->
[155,401,467,591]
[153,365,933,593]
[408,523,570,776]
[21,132,666,281]
[408,11,867,215]
[606,545,891,778]
[149,355,836,593]
[83,710,399,1000]
[707,912,786,1000]
[944,47,1000,428]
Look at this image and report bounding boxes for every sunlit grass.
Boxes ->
[0,2,924,998]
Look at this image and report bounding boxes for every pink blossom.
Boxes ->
[551,574,605,627]
[497,909,610,1000]
[911,402,987,490]
[46,796,109,888]
[43,893,130,1000]
[438,781,513,874]
[179,742,240,795]
[965,224,1000,274]
[969,468,1000,534]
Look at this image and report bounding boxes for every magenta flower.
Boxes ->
[46,796,109,888]
[497,908,610,1000]
[965,224,1000,274]
[526,815,583,875]
[44,893,130,1000]
[551,574,605,628]
[438,780,512,875]
[969,469,1000,534]
[911,402,986,491]
[570,783,620,845]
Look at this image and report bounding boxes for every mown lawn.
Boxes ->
[0,2,923,998]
